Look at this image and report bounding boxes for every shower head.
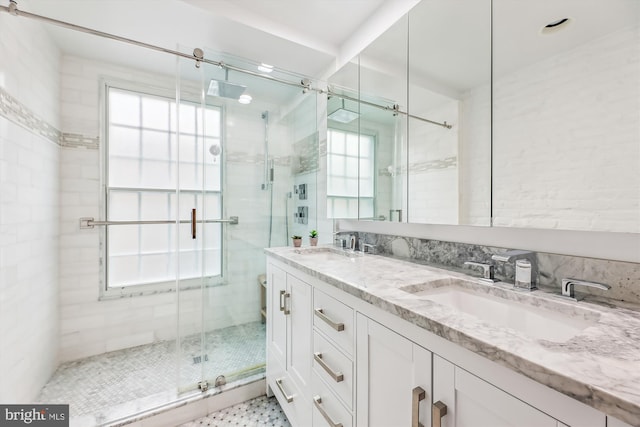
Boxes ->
[328,99,359,124]
[208,67,247,99]
[207,79,247,99]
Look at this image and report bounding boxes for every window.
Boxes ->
[104,85,222,292]
[327,128,375,218]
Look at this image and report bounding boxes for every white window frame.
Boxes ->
[327,126,377,219]
[99,79,224,299]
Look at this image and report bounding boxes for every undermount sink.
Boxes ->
[293,247,363,259]
[404,284,599,342]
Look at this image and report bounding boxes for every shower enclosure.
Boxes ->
[10,13,322,422]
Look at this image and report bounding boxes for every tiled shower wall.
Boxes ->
[57,54,296,362]
[0,12,61,402]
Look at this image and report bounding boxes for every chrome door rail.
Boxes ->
[79,216,238,229]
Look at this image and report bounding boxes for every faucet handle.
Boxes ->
[464,261,498,283]
[561,278,611,300]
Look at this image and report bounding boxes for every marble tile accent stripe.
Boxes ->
[0,87,99,149]
[60,132,100,149]
[0,86,61,145]
[381,156,458,177]
[225,151,291,166]
[294,132,319,174]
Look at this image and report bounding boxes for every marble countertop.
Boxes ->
[265,246,640,426]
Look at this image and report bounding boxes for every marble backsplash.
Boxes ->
[346,232,640,305]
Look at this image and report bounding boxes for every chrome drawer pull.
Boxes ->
[314,308,344,331]
[279,290,286,312]
[314,352,344,382]
[412,386,426,427]
[275,378,294,403]
[313,395,343,427]
[432,401,448,427]
[283,292,290,315]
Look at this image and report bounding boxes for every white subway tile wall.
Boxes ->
[491,26,640,232]
[0,11,61,403]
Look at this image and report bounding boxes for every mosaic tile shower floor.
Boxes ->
[36,321,266,422]
[179,395,291,427]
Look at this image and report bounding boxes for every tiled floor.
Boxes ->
[179,395,291,427]
[36,322,266,423]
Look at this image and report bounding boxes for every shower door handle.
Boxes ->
[191,209,197,239]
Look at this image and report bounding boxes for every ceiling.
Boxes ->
[17,0,418,83]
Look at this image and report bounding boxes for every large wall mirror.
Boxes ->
[493,0,639,233]
[328,0,639,233]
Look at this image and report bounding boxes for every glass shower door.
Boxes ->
[176,49,266,393]
[176,46,319,393]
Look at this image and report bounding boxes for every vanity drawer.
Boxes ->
[314,288,354,356]
[313,330,353,409]
[312,371,353,427]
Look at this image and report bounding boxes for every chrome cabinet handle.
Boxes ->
[284,292,290,315]
[279,290,285,312]
[314,308,344,331]
[314,352,344,382]
[432,401,448,427]
[275,378,294,403]
[313,396,343,427]
[412,386,426,427]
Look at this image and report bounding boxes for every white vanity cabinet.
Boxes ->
[266,256,627,427]
[266,263,312,426]
[312,288,355,427]
[356,314,432,427]
[433,355,564,427]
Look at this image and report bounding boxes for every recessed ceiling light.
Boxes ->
[258,63,274,73]
[238,94,252,104]
[541,17,571,34]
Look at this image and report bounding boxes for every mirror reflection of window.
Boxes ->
[327,128,375,219]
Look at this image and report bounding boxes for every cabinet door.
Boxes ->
[267,263,287,369]
[356,313,432,427]
[433,355,559,427]
[287,274,312,394]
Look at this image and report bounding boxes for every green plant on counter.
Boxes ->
[309,230,318,238]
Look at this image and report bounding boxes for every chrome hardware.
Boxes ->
[198,380,209,392]
[361,243,377,254]
[412,386,426,427]
[491,249,538,291]
[283,292,291,315]
[561,278,611,300]
[314,308,344,331]
[314,352,344,382]
[275,378,294,403]
[191,208,197,239]
[313,396,342,427]
[279,290,286,312]
[214,375,226,387]
[79,216,239,229]
[389,209,403,222]
[464,261,498,283]
[432,401,448,427]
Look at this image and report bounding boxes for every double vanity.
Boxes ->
[265,246,640,427]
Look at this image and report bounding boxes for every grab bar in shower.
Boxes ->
[79,216,239,229]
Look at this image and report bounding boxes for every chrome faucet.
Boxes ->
[464,261,498,284]
[491,250,538,291]
[561,278,611,300]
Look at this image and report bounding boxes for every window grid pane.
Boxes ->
[106,87,222,289]
[327,128,376,218]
